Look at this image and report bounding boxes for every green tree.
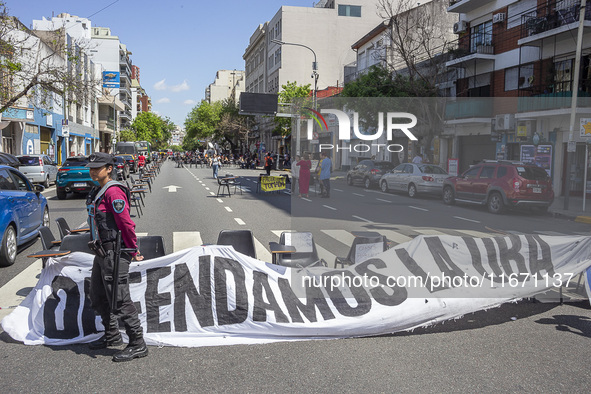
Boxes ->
[184,100,222,147]
[129,112,175,149]
[274,81,311,136]
[341,65,434,98]
[118,128,136,142]
[213,98,253,153]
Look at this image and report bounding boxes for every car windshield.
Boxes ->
[63,158,89,167]
[117,145,136,154]
[419,165,447,175]
[17,156,40,166]
[517,166,549,180]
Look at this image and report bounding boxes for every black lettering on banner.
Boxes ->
[482,238,504,280]
[146,267,172,333]
[425,237,464,279]
[354,258,407,306]
[214,257,248,326]
[278,278,335,323]
[525,235,555,276]
[81,277,98,336]
[322,271,372,317]
[129,271,142,315]
[396,248,445,292]
[463,237,486,278]
[495,235,526,275]
[43,276,81,339]
[252,271,289,323]
[174,258,214,331]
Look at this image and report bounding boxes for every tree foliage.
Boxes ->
[129,112,175,149]
[274,81,312,136]
[184,100,222,145]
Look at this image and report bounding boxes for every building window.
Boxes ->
[470,21,493,53]
[338,5,361,17]
[505,64,534,91]
[554,59,572,93]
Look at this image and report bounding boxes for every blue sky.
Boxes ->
[8,0,316,127]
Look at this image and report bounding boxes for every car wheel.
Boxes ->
[443,186,455,205]
[381,180,389,193]
[364,177,371,189]
[487,192,504,214]
[43,177,50,188]
[42,207,50,228]
[408,183,417,198]
[347,175,353,186]
[56,187,67,200]
[0,225,17,267]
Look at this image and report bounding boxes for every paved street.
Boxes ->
[1,159,590,392]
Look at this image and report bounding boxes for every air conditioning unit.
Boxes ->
[493,13,505,24]
[495,114,515,131]
[453,21,468,34]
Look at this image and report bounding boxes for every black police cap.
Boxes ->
[86,152,116,168]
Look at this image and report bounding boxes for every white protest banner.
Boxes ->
[2,235,591,347]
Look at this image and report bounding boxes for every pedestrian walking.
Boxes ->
[291,155,300,195]
[85,152,147,362]
[319,152,332,198]
[264,152,274,176]
[297,153,311,198]
[212,155,220,178]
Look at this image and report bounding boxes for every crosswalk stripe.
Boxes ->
[173,231,202,252]
[414,228,445,236]
[534,230,568,236]
[270,230,337,265]
[455,229,494,238]
[322,230,356,247]
[380,229,413,244]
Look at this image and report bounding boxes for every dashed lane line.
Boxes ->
[352,193,365,197]
[234,218,246,225]
[352,215,373,223]
[323,205,337,211]
[376,198,392,203]
[216,198,224,203]
[225,207,233,212]
[453,216,481,224]
[409,206,428,212]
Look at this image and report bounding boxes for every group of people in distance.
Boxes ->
[291,152,331,198]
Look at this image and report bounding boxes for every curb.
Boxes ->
[575,216,591,224]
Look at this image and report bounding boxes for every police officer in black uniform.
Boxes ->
[86,152,148,362]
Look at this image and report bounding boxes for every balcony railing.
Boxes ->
[521,0,591,39]
[444,98,493,120]
[518,81,591,112]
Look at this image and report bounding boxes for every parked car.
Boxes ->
[56,156,99,200]
[380,163,449,197]
[118,154,138,173]
[16,154,58,187]
[347,160,395,189]
[442,160,554,214]
[0,165,49,266]
[114,156,130,180]
[0,152,21,168]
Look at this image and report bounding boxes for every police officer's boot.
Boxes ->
[112,339,148,362]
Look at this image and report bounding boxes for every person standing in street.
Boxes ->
[85,152,147,362]
[291,155,300,196]
[264,152,274,176]
[412,153,423,164]
[297,153,311,198]
[212,154,220,179]
[319,152,332,198]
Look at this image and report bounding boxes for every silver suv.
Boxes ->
[16,154,58,187]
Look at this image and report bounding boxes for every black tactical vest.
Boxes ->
[87,181,131,244]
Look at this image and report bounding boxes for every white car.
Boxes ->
[379,163,449,198]
[16,154,58,187]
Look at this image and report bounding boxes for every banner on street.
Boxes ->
[2,235,590,348]
[260,175,286,192]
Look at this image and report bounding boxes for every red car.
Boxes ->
[442,160,554,214]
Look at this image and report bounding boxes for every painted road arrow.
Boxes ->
[163,185,182,193]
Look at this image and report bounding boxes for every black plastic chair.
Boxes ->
[274,232,326,268]
[55,217,71,239]
[60,233,94,254]
[334,233,387,268]
[217,177,231,197]
[224,174,243,195]
[39,226,61,250]
[216,230,256,259]
[137,236,166,260]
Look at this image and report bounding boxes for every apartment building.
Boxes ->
[445,0,591,196]
[205,70,245,104]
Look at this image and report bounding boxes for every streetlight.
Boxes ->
[271,39,319,157]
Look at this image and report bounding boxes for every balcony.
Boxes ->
[446,33,494,68]
[519,0,591,44]
[518,82,591,113]
[448,0,490,14]
[444,98,493,120]
[98,118,115,133]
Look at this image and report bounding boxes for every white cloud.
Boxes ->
[183,99,197,105]
[154,79,167,91]
[171,80,190,92]
[157,97,170,103]
[152,110,160,116]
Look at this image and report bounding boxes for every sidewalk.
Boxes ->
[549,195,591,223]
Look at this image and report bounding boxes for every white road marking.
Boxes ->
[234,218,246,225]
[209,192,215,195]
[253,237,272,263]
[333,188,343,192]
[163,185,182,192]
[352,215,372,223]
[376,198,392,203]
[414,228,445,236]
[323,205,337,211]
[455,229,494,238]
[322,229,356,246]
[0,259,42,321]
[353,193,365,197]
[409,206,428,212]
[205,187,210,190]
[453,216,481,224]
[380,230,413,244]
[216,198,224,203]
[136,232,149,237]
[225,207,233,212]
[302,198,312,202]
[173,231,202,253]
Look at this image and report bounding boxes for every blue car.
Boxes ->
[0,165,50,266]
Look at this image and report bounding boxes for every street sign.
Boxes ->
[567,140,576,152]
[580,118,591,137]
[111,138,117,144]
[62,126,69,137]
